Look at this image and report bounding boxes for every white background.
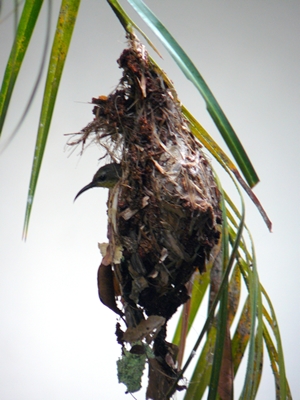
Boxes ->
[0,1,299,399]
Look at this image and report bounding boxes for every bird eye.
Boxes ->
[98,173,106,182]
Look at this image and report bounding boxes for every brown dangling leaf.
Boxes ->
[97,261,123,318]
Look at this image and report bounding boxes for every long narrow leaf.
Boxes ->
[172,267,213,346]
[251,330,264,398]
[227,264,241,325]
[185,265,241,399]
[239,240,263,399]
[0,0,44,136]
[22,0,81,238]
[261,287,289,399]
[231,296,251,374]
[262,324,292,399]
[208,181,230,400]
[184,325,217,400]
[226,193,289,398]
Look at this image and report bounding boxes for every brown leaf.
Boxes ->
[123,315,165,343]
[97,262,123,317]
[218,322,234,400]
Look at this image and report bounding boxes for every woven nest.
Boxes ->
[70,38,222,398]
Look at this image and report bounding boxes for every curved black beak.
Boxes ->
[74,182,96,202]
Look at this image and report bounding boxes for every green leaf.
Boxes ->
[261,287,290,399]
[126,0,259,188]
[185,265,241,399]
[0,0,44,137]
[184,325,217,400]
[227,264,241,326]
[227,194,290,398]
[231,296,251,374]
[22,0,81,238]
[237,239,263,399]
[172,269,211,346]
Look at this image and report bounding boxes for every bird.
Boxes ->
[74,163,122,201]
[74,162,124,318]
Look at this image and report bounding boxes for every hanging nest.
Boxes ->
[70,37,222,399]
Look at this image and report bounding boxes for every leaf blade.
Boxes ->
[0,0,44,136]
[22,0,81,238]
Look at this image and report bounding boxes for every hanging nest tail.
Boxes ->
[70,37,222,399]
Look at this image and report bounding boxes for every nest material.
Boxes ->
[71,38,222,398]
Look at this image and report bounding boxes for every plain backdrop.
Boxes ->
[0,1,299,399]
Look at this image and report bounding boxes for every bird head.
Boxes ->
[74,163,122,201]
